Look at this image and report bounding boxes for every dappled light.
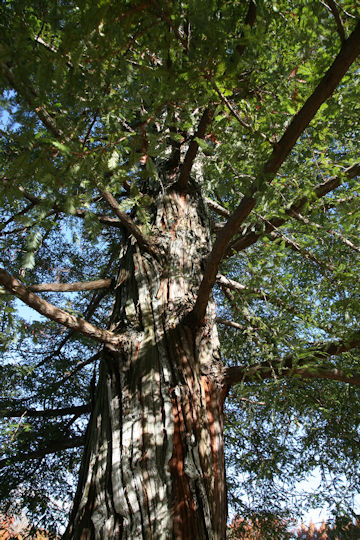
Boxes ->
[1,1,360,537]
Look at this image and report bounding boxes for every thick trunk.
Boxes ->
[64,182,226,539]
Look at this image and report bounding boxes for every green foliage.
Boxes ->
[0,0,360,533]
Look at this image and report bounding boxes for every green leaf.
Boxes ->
[107,149,119,170]
[50,140,72,155]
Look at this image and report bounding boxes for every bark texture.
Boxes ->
[64,177,226,539]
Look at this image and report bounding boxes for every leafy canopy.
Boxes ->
[1,0,360,534]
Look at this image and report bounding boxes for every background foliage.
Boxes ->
[1,0,360,536]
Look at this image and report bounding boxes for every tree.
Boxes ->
[0,513,54,539]
[1,0,360,538]
[227,516,360,539]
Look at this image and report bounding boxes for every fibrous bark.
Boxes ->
[64,175,226,539]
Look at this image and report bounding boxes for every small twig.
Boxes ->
[205,198,230,218]
[82,110,99,149]
[289,210,360,254]
[54,352,101,389]
[212,82,251,130]
[216,317,246,331]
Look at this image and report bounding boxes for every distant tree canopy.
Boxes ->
[227,516,360,539]
[0,0,360,537]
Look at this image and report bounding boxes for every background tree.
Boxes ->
[1,1,360,538]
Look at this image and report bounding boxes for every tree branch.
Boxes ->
[235,1,257,57]
[265,22,360,174]
[322,195,359,210]
[216,273,298,315]
[289,210,360,254]
[28,278,113,293]
[229,161,360,253]
[34,254,118,370]
[0,203,35,229]
[224,331,360,387]
[14,184,125,229]
[0,269,122,347]
[97,187,159,257]
[148,0,188,49]
[176,108,214,192]
[54,352,101,389]
[0,62,66,141]
[205,198,230,218]
[224,363,360,388]
[213,82,251,130]
[0,436,85,469]
[188,23,360,326]
[265,221,335,272]
[0,180,125,230]
[0,404,90,419]
[321,0,346,43]
[216,317,246,331]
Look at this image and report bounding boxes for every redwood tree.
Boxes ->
[1,1,360,538]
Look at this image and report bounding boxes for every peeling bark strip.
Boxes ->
[64,182,226,539]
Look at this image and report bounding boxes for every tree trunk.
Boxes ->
[64,178,227,539]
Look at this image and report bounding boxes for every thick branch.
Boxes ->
[0,436,85,469]
[176,108,213,192]
[0,269,122,347]
[265,22,360,174]
[98,187,159,257]
[0,404,90,419]
[29,278,113,293]
[189,23,360,326]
